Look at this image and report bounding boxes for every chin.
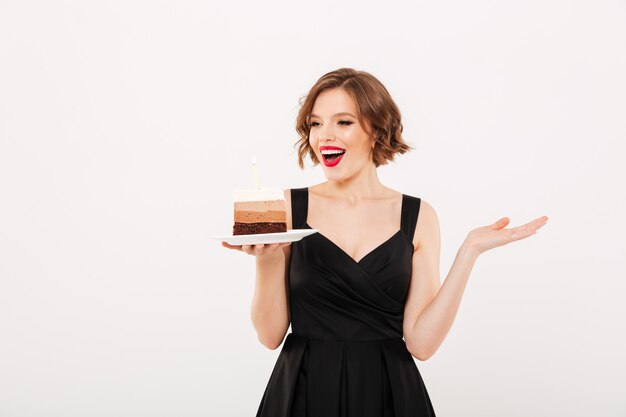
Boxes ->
[322,171,339,181]
[322,168,351,182]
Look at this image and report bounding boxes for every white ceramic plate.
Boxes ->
[213,229,318,246]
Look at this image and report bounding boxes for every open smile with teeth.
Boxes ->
[321,149,346,162]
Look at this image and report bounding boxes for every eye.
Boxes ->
[308,121,321,128]
[338,120,353,126]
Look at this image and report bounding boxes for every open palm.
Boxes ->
[466,216,549,255]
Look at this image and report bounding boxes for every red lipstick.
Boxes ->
[319,145,346,167]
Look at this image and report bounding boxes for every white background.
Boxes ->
[1,0,625,416]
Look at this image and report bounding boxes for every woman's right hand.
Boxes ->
[221,241,291,258]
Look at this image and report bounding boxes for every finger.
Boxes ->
[531,217,548,231]
[253,244,265,255]
[490,217,510,230]
[222,241,243,251]
[522,217,546,227]
[509,224,540,241]
[241,244,254,255]
[518,216,549,234]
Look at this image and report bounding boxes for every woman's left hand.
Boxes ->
[464,215,549,257]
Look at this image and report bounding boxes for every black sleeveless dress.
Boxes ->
[256,187,436,417]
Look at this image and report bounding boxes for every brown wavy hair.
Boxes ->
[295,68,412,168]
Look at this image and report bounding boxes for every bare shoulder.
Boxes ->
[414,199,441,252]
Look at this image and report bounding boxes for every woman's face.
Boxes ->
[308,88,375,181]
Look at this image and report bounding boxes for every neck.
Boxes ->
[321,163,385,201]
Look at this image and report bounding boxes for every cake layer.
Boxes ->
[234,200,285,212]
[234,210,286,223]
[232,187,286,235]
[234,188,284,202]
[233,222,287,235]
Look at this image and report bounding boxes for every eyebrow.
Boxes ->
[309,112,357,119]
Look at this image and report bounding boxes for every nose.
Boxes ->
[317,121,339,141]
[318,128,337,143]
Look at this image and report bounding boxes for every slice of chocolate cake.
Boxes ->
[233,188,287,235]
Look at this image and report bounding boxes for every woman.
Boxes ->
[223,68,548,417]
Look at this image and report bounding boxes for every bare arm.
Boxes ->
[403,201,549,361]
[221,189,293,350]
[250,244,291,349]
[404,238,478,361]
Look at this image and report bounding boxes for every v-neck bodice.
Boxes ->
[303,187,407,265]
[289,187,421,341]
[304,222,403,265]
[255,187,436,417]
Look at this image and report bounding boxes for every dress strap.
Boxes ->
[290,187,309,229]
[400,194,421,242]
